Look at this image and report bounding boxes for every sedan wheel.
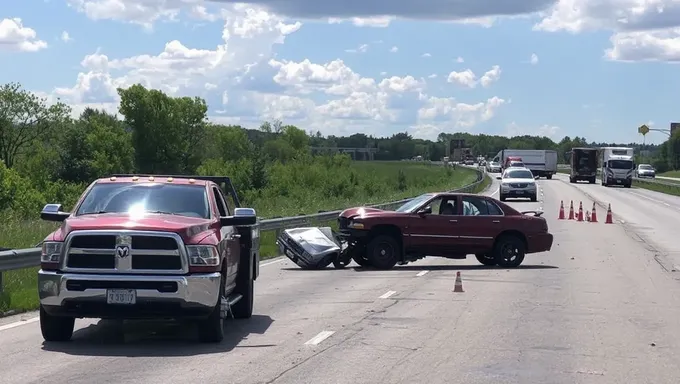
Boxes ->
[475,253,496,266]
[493,235,526,268]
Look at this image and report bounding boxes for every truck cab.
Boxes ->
[601,147,635,188]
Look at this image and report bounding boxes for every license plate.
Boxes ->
[106,289,136,305]
[516,190,524,194]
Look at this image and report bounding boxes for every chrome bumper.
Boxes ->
[38,270,221,318]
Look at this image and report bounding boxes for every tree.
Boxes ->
[0,82,70,168]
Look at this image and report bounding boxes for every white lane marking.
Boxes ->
[627,191,672,207]
[260,258,285,267]
[416,270,429,277]
[304,330,335,345]
[0,316,39,332]
[379,290,397,299]
[489,189,498,196]
[0,257,288,334]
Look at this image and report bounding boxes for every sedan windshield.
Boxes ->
[639,164,653,170]
[395,193,434,213]
[76,182,211,219]
[504,170,534,179]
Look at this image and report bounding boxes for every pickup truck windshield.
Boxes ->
[76,182,211,219]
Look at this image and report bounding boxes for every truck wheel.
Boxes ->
[530,194,537,202]
[546,174,552,180]
[624,183,632,188]
[589,177,596,184]
[569,177,575,183]
[475,253,496,266]
[232,251,254,319]
[40,305,74,342]
[198,273,226,343]
[492,235,526,268]
[366,235,399,270]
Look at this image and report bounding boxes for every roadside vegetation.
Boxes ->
[0,82,484,315]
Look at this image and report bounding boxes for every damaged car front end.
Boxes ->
[277,227,353,270]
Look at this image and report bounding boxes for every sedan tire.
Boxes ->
[493,235,526,268]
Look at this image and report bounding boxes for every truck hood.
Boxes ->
[48,213,214,242]
[340,207,404,219]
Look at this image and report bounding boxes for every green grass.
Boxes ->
[658,170,680,178]
[0,162,481,314]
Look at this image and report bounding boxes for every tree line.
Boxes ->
[0,81,675,217]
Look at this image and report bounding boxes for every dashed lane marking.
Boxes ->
[416,270,429,277]
[304,330,335,345]
[379,290,397,299]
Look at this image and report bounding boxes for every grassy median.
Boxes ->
[0,162,480,315]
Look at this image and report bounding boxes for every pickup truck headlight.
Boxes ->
[186,245,220,266]
[41,241,62,263]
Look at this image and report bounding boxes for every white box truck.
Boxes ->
[601,147,634,188]
[493,149,558,179]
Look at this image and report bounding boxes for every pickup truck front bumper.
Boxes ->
[38,270,221,319]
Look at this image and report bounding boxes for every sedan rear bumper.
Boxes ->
[527,233,554,253]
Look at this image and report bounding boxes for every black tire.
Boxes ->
[499,193,506,202]
[493,235,526,268]
[546,174,552,180]
[332,257,351,269]
[231,251,254,319]
[352,254,371,267]
[475,253,496,266]
[40,305,75,342]
[366,235,399,270]
[624,183,632,188]
[589,177,596,184]
[198,273,226,343]
[530,194,537,202]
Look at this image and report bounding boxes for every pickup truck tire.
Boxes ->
[40,305,74,342]
[366,235,399,270]
[475,253,496,266]
[198,274,226,343]
[231,252,254,319]
[492,235,526,268]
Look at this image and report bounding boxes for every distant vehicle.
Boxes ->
[494,149,558,179]
[334,192,554,269]
[635,164,656,178]
[601,147,634,187]
[503,156,523,169]
[486,161,501,173]
[497,167,537,202]
[507,161,525,168]
[570,147,598,184]
[37,174,260,343]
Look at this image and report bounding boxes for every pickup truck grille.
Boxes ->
[63,231,187,274]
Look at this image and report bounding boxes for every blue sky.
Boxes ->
[2,0,680,144]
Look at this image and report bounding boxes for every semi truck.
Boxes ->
[601,147,635,187]
[569,147,598,184]
[493,149,558,179]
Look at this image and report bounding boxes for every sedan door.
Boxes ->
[405,196,462,256]
[454,196,506,254]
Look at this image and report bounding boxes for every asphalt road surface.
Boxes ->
[1,175,680,384]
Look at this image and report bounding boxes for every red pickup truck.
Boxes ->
[37,174,260,343]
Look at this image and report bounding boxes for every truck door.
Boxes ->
[211,186,240,289]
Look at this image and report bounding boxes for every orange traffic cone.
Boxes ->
[558,201,565,220]
[591,202,598,223]
[568,200,575,220]
[605,204,614,224]
[453,271,464,293]
[577,201,584,222]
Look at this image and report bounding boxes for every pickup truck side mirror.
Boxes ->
[40,203,71,222]
[417,206,432,215]
[220,207,257,226]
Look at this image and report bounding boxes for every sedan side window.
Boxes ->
[461,196,490,216]
[485,199,504,215]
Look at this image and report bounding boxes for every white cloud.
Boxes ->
[506,122,560,139]
[0,18,48,52]
[427,74,437,79]
[390,46,398,53]
[421,53,432,58]
[530,53,538,64]
[447,65,502,88]
[605,28,680,62]
[61,31,72,42]
[345,43,369,53]
[456,56,465,63]
[328,16,394,27]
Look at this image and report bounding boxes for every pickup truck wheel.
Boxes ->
[366,235,399,270]
[198,274,226,343]
[493,235,526,268]
[40,305,74,342]
[231,254,254,319]
[475,253,496,266]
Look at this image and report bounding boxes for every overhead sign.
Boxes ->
[638,124,650,135]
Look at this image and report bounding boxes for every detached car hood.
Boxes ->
[52,213,213,241]
[339,207,404,219]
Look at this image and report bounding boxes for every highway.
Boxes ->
[1,175,680,384]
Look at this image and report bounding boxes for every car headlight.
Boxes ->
[41,241,63,263]
[348,221,365,229]
[186,245,220,266]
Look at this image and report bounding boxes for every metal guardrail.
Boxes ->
[0,168,487,292]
